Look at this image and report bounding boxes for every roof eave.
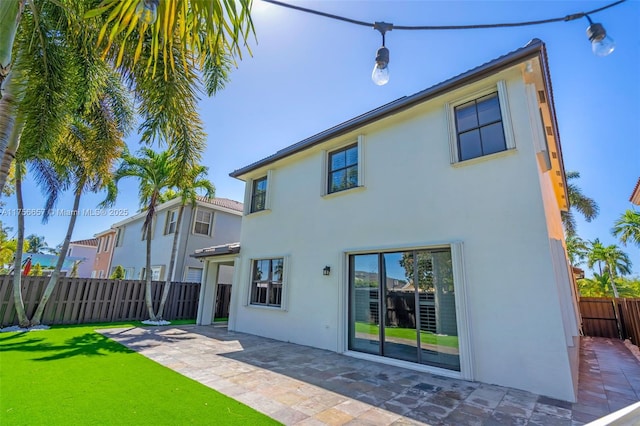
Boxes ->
[230,39,546,179]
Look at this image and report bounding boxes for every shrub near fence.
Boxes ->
[0,275,200,327]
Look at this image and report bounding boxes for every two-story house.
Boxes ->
[110,197,242,282]
[196,40,580,402]
[91,229,117,278]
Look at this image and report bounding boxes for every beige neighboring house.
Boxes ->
[92,229,117,278]
[197,39,581,402]
[109,197,242,282]
[67,238,99,278]
[631,177,640,205]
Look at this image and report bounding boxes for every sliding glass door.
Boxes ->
[349,248,460,371]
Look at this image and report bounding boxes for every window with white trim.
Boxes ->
[447,81,515,164]
[250,258,284,307]
[250,176,268,213]
[115,228,124,247]
[328,143,358,193]
[96,239,102,253]
[193,208,213,236]
[165,209,178,234]
[104,235,111,252]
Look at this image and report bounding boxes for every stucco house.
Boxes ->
[91,228,117,278]
[66,238,98,278]
[196,39,580,402]
[110,197,242,282]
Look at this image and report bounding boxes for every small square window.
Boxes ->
[454,92,506,161]
[251,177,268,213]
[328,144,358,193]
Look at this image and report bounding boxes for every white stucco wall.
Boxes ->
[231,67,577,401]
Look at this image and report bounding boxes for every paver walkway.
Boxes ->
[99,326,640,426]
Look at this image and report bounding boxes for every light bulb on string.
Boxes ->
[371,22,393,86]
[136,0,159,25]
[585,15,615,57]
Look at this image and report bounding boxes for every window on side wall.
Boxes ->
[193,208,213,236]
[328,143,358,194]
[250,258,284,308]
[165,210,178,234]
[115,228,124,247]
[454,92,506,161]
[104,235,111,252]
[250,176,268,213]
[447,81,515,164]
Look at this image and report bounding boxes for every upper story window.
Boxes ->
[165,209,178,234]
[193,208,213,236]
[328,143,358,193]
[115,228,124,247]
[446,81,515,165]
[104,235,111,252]
[455,92,506,161]
[250,258,284,307]
[251,177,268,213]
[96,239,102,253]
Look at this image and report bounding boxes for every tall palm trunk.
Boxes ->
[157,204,184,319]
[0,72,17,195]
[606,264,620,298]
[0,1,24,194]
[31,183,83,325]
[11,162,28,327]
[144,215,157,321]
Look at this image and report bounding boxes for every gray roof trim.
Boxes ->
[192,243,241,258]
[230,39,546,179]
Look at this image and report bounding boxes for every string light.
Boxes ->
[261,0,626,85]
[135,0,159,25]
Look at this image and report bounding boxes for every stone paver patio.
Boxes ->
[99,325,640,425]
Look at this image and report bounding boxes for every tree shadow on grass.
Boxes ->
[0,331,133,361]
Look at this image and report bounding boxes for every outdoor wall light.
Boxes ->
[371,22,392,86]
[323,266,331,276]
[585,15,615,57]
[136,0,159,25]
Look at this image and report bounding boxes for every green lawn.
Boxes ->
[0,322,279,426]
[355,322,459,348]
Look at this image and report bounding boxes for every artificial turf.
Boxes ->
[0,322,279,426]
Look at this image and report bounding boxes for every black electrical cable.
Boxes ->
[260,0,626,31]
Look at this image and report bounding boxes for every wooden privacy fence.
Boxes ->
[0,275,200,327]
[579,297,640,347]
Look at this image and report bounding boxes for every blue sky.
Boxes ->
[5,0,640,275]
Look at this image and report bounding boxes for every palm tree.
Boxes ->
[565,234,589,267]
[577,272,611,297]
[157,165,215,319]
[587,239,632,298]
[25,235,48,254]
[113,148,175,321]
[561,171,599,237]
[0,0,253,194]
[612,209,640,248]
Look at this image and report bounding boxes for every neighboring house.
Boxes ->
[66,239,98,277]
[110,197,242,282]
[27,253,88,277]
[196,39,580,402]
[92,229,117,278]
[631,177,640,205]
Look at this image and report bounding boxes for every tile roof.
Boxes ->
[196,196,244,212]
[631,177,640,205]
[69,238,99,247]
[230,39,548,178]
